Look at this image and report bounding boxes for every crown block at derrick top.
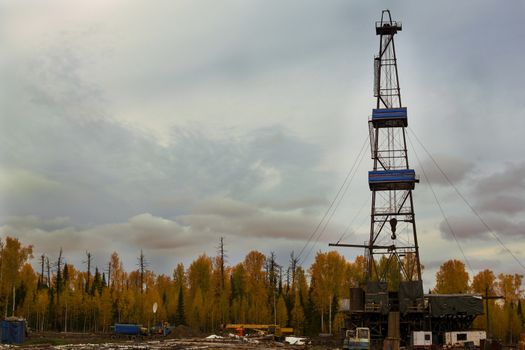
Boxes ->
[376,21,402,35]
[368,169,419,191]
[371,108,408,128]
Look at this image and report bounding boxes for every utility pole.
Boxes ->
[483,286,504,338]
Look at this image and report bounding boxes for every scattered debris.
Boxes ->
[285,337,306,345]
[206,334,223,339]
[13,330,311,349]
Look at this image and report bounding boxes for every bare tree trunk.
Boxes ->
[12,285,15,316]
[84,252,92,294]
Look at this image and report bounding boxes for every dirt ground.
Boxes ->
[2,331,333,350]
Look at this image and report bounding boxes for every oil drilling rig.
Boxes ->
[330,10,483,347]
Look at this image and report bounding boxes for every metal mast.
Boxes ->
[367,10,421,285]
[330,12,483,344]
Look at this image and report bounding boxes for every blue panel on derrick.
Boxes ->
[368,169,418,191]
[371,107,408,127]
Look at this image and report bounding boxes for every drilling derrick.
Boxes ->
[331,10,426,343]
[368,11,422,290]
[331,10,484,346]
[364,9,425,339]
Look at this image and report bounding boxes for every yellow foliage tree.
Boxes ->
[98,287,113,332]
[309,251,347,332]
[243,251,270,323]
[346,255,367,288]
[187,255,212,330]
[276,294,288,326]
[210,256,230,330]
[19,263,38,319]
[497,273,523,302]
[471,269,496,331]
[231,263,247,323]
[34,289,49,331]
[496,273,523,342]
[0,236,33,317]
[291,288,305,335]
[433,259,469,294]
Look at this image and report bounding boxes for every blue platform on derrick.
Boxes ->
[368,169,418,190]
[371,107,408,128]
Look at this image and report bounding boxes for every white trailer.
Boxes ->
[444,331,486,347]
[412,331,432,349]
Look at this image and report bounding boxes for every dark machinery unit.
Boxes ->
[330,10,483,347]
[427,294,484,334]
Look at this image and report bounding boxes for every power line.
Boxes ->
[408,135,474,275]
[296,136,367,262]
[336,197,369,244]
[302,143,368,263]
[408,127,525,271]
[299,136,369,265]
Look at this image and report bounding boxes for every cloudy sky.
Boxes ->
[1,1,524,289]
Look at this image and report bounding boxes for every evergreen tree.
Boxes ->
[518,299,524,327]
[62,264,70,289]
[291,288,305,334]
[91,268,102,295]
[175,284,186,325]
[303,287,320,336]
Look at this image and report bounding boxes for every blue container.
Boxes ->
[1,319,26,344]
[114,323,142,336]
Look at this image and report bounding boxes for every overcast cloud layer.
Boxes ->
[1,1,524,288]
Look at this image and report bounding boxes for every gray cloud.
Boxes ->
[439,215,525,241]
[194,198,258,218]
[2,1,525,279]
[0,213,209,273]
[416,154,474,186]
[21,29,107,122]
[257,196,327,212]
[180,196,339,241]
[1,198,344,274]
[4,215,72,232]
[477,195,525,215]
[474,162,525,197]
[439,216,485,240]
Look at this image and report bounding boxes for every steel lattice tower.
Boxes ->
[367,10,421,285]
[331,12,483,344]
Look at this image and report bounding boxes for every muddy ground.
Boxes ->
[0,331,337,350]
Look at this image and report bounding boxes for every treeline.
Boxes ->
[0,236,524,342]
[1,236,366,335]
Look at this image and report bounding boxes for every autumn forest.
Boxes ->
[1,236,523,343]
